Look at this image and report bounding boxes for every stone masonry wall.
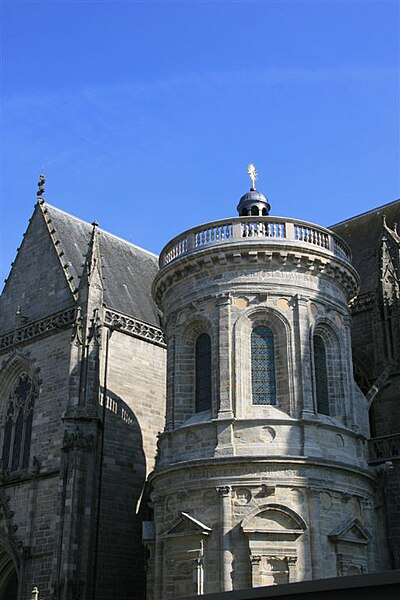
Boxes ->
[0,328,72,600]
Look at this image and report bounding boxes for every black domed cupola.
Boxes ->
[237,163,271,217]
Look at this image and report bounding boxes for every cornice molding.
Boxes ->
[153,246,359,307]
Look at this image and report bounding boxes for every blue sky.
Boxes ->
[1,0,399,285]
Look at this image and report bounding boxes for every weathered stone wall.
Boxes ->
[0,328,72,599]
[149,460,376,598]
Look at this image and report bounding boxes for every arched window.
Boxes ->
[195,333,211,412]
[1,372,34,472]
[251,326,276,405]
[313,335,329,415]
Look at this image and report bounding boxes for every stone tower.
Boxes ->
[147,177,381,598]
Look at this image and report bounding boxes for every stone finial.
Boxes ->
[37,174,45,199]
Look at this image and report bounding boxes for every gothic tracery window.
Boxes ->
[313,334,330,415]
[195,333,212,412]
[251,325,277,405]
[1,372,34,472]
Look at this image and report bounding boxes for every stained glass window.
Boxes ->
[195,333,211,412]
[314,335,330,415]
[251,326,277,405]
[1,372,34,472]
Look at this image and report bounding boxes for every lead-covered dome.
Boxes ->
[237,188,271,217]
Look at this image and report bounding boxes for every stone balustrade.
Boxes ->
[369,434,400,463]
[160,216,351,268]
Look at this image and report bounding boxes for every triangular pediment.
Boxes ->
[165,512,211,537]
[329,518,371,545]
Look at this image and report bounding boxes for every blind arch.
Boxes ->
[195,333,212,412]
[313,334,330,415]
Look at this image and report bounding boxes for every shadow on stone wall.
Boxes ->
[96,388,147,600]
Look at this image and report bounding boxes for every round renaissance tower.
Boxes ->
[146,169,376,599]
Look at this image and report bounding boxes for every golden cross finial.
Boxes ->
[247,163,258,189]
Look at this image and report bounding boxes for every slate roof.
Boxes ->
[331,200,400,295]
[45,203,161,327]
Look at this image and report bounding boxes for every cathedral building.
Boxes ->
[0,173,399,600]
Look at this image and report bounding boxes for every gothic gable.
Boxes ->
[0,204,75,334]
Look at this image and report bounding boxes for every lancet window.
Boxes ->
[251,325,277,405]
[1,372,34,472]
[195,333,212,412]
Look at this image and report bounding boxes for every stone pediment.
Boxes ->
[165,512,212,537]
[329,518,371,545]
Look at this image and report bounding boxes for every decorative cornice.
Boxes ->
[153,247,359,307]
[104,308,166,347]
[0,307,76,351]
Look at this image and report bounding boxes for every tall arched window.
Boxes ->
[313,335,330,415]
[1,372,34,472]
[251,326,276,405]
[195,333,211,412]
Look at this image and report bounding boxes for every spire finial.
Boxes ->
[37,174,45,199]
[247,163,258,190]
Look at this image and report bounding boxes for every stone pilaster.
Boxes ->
[308,487,323,579]
[287,556,298,582]
[217,485,233,592]
[216,295,233,419]
[250,555,262,587]
[294,296,313,418]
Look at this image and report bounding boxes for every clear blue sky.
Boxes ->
[1,0,399,285]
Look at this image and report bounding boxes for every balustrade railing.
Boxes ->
[369,434,400,463]
[160,217,351,268]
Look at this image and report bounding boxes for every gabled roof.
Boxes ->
[43,203,161,327]
[1,201,161,331]
[331,200,400,295]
